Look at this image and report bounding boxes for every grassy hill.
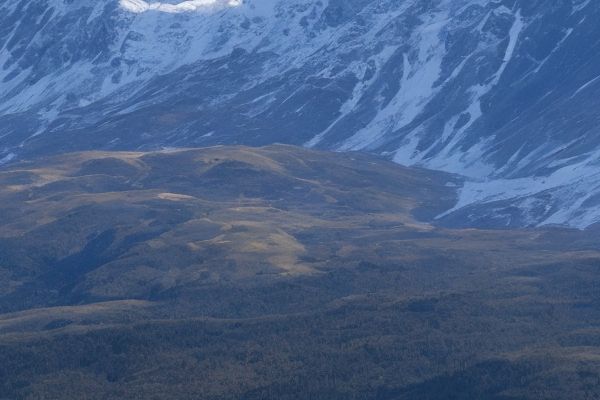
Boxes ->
[0,145,599,399]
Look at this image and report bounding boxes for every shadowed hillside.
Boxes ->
[1,145,600,399]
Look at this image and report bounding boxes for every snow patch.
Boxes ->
[120,0,242,14]
[0,153,16,165]
[438,150,600,228]
[337,10,450,152]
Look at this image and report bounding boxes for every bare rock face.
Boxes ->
[1,0,600,227]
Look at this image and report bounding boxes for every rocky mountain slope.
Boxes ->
[1,0,600,227]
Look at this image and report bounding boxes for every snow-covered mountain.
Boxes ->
[1,0,600,228]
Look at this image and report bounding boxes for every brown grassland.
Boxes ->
[0,145,599,399]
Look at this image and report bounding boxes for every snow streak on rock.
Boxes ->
[119,0,242,14]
